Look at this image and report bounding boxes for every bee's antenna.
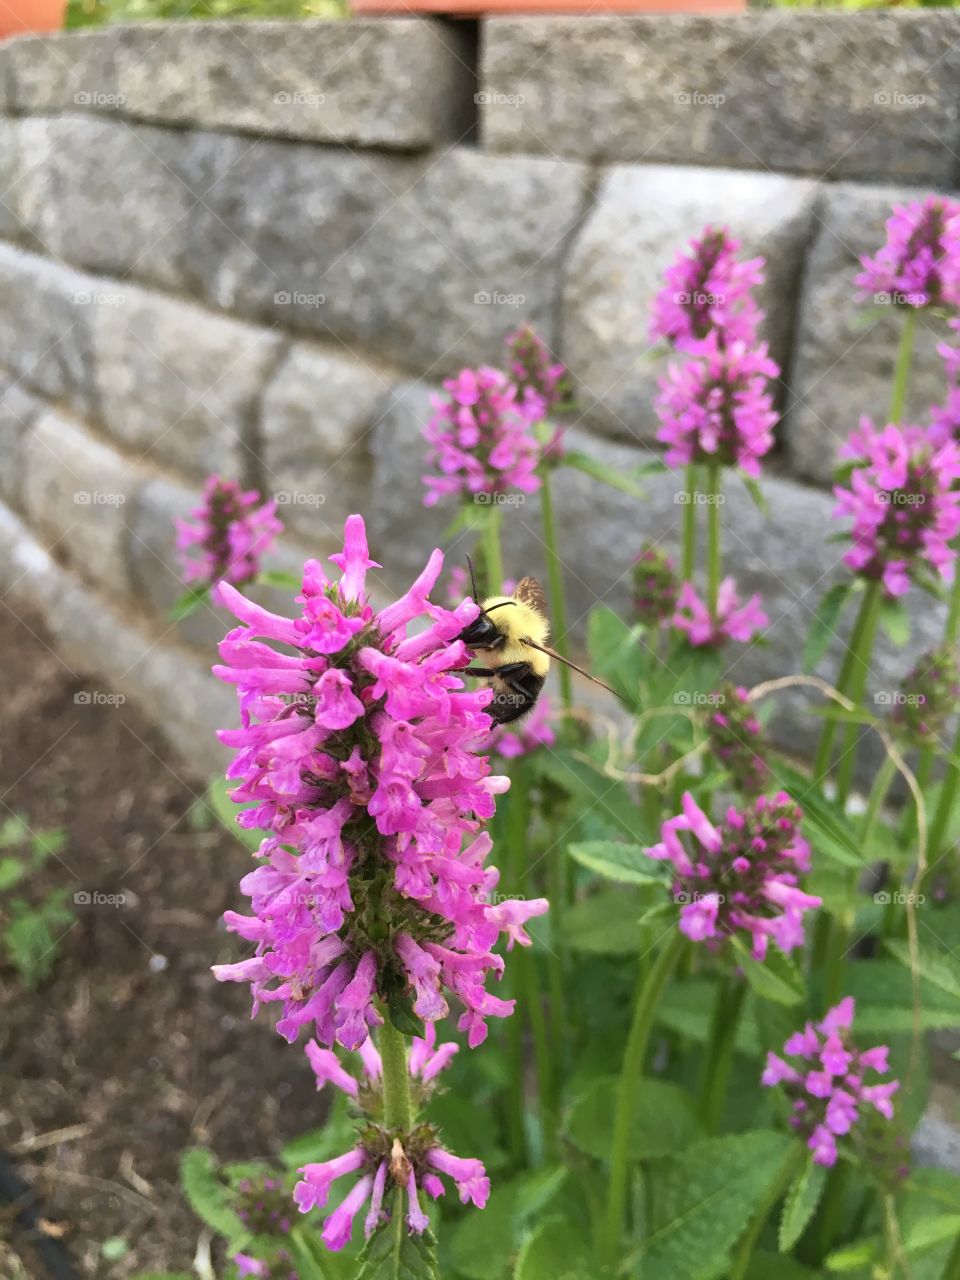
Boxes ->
[466,553,480,604]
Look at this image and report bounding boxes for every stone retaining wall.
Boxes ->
[0,14,957,775]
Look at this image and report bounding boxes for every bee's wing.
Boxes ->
[514,576,549,619]
[521,638,619,698]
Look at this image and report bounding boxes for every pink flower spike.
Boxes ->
[784,1024,820,1058]
[294,1148,365,1214]
[329,514,380,601]
[406,1169,430,1235]
[364,1162,389,1240]
[427,1148,491,1208]
[808,1125,838,1167]
[485,896,550,949]
[761,1053,800,1087]
[862,1081,900,1119]
[820,997,855,1033]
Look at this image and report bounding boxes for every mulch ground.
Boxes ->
[0,604,319,1278]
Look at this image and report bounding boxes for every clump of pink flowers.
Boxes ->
[211,514,547,1050]
[672,579,768,648]
[176,475,282,590]
[762,997,900,1168]
[646,791,821,959]
[707,684,769,796]
[295,1025,489,1250]
[655,333,779,477]
[421,367,545,506]
[650,226,765,352]
[889,646,960,746]
[856,195,960,309]
[506,323,572,419]
[833,418,960,597]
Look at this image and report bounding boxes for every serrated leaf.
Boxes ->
[562,449,647,496]
[358,1205,439,1280]
[565,1075,700,1161]
[288,1227,359,1278]
[731,938,804,1006]
[566,840,667,886]
[629,1131,793,1278]
[587,605,646,708]
[886,939,960,1005]
[179,1148,247,1244]
[513,1215,592,1280]
[564,888,643,955]
[803,582,853,674]
[778,1158,826,1252]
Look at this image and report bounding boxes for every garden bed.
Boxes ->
[0,606,318,1278]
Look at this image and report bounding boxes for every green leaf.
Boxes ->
[0,813,29,849]
[205,776,264,853]
[287,1230,359,1278]
[387,986,425,1038]
[281,1095,355,1168]
[564,888,643,955]
[258,569,302,591]
[101,1237,129,1261]
[778,1158,827,1252]
[358,1205,439,1280]
[731,938,804,1006]
[879,596,910,646]
[629,1131,793,1279]
[803,582,854,674]
[886,940,960,1005]
[566,840,667,886]
[31,827,67,864]
[824,1237,879,1271]
[5,893,73,986]
[179,1148,247,1244]
[0,855,27,892]
[450,1168,567,1280]
[565,1075,700,1161]
[169,586,209,622]
[513,1216,591,1280]
[534,750,641,844]
[587,605,647,708]
[561,449,647,496]
[742,476,769,517]
[772,762,863,871]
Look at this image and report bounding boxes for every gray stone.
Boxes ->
[0,119,23,242]
[12,116,192,292]
[0,244,98,418]
[92,282,283,478]
[786,183,956,486]
[261,344,391,538]
[563,165,815,443]
[113,19,474,149]
[481,13,960,185]
[184,142,587,374]
[0,370,43,512]
[22,411,139,593]
[3,28,119,114]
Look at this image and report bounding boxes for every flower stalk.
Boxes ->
[889,308,918,425]
[379,1018,413,1132]
[538,467,572,714]
[706,463,722,620]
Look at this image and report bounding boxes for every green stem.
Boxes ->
[602,931,685,1264]
[928,715,960,870]
[706,464,722,621]
[504,772,529,1168]
[834,581,884,806]
[942,1217,960,1280]
[698,975,746,1134]
[729,1142,806,1280]
[482,506,504,594]
[682,463,699,579]
[889,308,918,426]
[813,586,873,785]
[539,469,572,715]
[947,561,960,648]
[379,1018,413,1132]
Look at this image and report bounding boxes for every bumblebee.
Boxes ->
[458,567,615,725]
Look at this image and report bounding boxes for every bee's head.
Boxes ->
[458,601,514,650]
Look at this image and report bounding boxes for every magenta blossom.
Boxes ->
[295,1026,489,1252]
[672,578,768,648]
[505,324,572,421]
[633,543,680,629]
[833,418,960,598]
[490,692,556,759]
[650,226,765,353]
[421,367,548,507]
[176,475,283,589]
[762,997,900,1167]
[707,684,769,796]
[646,791,820,960]
[211,515,548,1050]
[856,195,960,310]
[655,333,779,477]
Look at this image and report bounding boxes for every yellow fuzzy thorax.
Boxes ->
[481,595,551,677]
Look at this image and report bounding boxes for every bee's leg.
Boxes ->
[490,663,544,725]
[462,666,496,677]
